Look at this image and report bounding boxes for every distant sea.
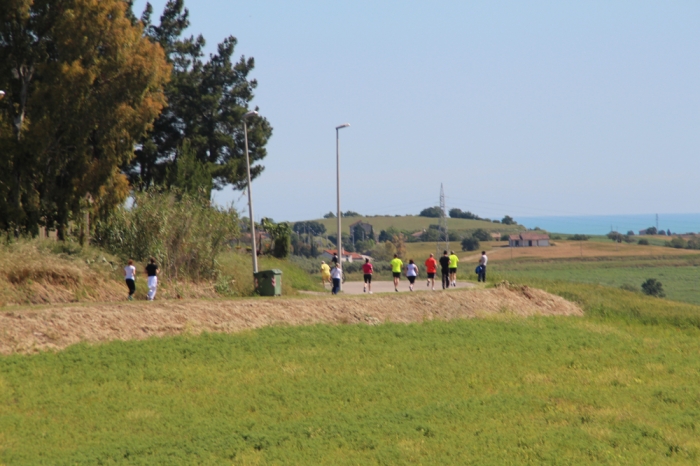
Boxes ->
[517,214,700,236]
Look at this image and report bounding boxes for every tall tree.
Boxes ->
[126,0,273,195]
[0,0,170,237]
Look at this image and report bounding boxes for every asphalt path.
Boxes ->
[322,279,476,294]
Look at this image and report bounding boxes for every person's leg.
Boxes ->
[481,266,486,282]
[368,275,372,293]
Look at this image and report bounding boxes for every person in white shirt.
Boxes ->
[124,259,137,301]
[478,251,488,282]
[330,264,342,295]
[404,259,419,292]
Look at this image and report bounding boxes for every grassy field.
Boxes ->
[474,240,700,306]
[2,282,700,464]
[314,215,524,236]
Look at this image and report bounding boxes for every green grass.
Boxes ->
[493,255,700,306]
[216,251,325,296]
[315,215,524,236]
[2,282,700,463]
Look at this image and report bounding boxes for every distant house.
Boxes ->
[509,232,550,247]
[410,230,425,240]
[639,229,649,235]
[491,232,502,241]
[321,249,366,263]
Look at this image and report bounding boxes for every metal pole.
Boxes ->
[244,120,258,274]
[336,127,342,292]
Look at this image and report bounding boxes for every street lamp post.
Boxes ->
[335,123,350,292]
[244,111,259,274]
[0,90,5,100]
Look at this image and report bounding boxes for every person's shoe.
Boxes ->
[395,288,398,292]
[369,291,373,294]
[128,296,133,301]
[432,287,435,291]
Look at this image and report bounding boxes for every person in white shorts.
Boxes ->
[404,259,419,292]
[145,257,160,300]
[124,259,137,301]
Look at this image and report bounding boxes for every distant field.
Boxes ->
[475,240,700,305]
[314,215,524,235]
[472,239,696,262]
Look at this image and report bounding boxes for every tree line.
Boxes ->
[0,0,272,238]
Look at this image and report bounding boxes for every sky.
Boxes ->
[132,0,700,224]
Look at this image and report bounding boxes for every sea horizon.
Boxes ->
[517,213,700,236]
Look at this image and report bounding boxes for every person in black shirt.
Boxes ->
[439,250,451,290]
[145,257,160,301]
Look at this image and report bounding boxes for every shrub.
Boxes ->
[668,237,686,249]
[641,278,665,298]
[94,190,238,280]
[419,207,443,218]
[569,234,589,241]
[638,239,649,245]
[461,237,480,251]
[502,234,511,241]
[472,229,492,241]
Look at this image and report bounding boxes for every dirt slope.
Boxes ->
[0,284,582,354]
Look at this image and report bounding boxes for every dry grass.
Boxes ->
[0,285,581,354]
[462,240,695,262]
[0,240,225,306]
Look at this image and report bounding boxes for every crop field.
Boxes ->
[2,282,700,464]
[314,215,524,236]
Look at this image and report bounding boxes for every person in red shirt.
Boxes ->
[424,253,438,290]
[362,258,374,293]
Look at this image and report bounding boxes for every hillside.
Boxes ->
[313,215,525,236]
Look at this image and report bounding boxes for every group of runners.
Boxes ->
[122,257,161,301]
[321,250,488,293]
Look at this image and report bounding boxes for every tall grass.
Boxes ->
[94,190,238,280]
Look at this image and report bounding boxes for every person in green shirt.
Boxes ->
[448,250,459,287]
[390,254,403,292]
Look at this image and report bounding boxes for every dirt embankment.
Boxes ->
[0,284,582,355]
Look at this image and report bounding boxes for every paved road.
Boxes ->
[322,279,476,295]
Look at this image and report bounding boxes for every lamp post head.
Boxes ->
[243,110,258,119]
[0,91,5,100]
[335,123,350,130]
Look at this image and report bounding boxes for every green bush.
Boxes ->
[569,234,589,241]
[641,278,665,298]
[94,189,238,280]
[472,228,492,241]
[461,237,480,251]
[638,239,649,245]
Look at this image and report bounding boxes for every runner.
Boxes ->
[390,254,403,292]
[362,258,374,293]
[478,250,488,282]
[320,261,331,288]
[145,257,160,301]
[449,250,459,287]
[404,259,419,292]
[330,263,342,295]
[424,253,437,290]
[439,250,450,289]
[124,259,136,301]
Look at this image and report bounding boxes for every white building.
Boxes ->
[509,232,550,247]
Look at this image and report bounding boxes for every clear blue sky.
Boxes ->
[133,0,700,223]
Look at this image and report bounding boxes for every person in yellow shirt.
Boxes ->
[320,261,331,288]
[448,250,459,287]
[390,254,403,292]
